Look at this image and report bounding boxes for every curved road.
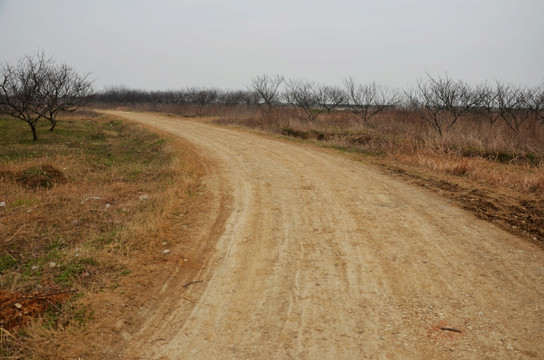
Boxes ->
[111,111,544,360]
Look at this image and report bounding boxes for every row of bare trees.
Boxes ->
[95,73,543,136]
[250,74,544,135]
[95,86,260,108]
[0,52,94,140]
[251,75,400,122]
[407,75,544,135]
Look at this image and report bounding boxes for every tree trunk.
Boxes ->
[29,121,38,140]
[49,119,57,131]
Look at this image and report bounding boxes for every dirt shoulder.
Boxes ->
[376,157,543,249]
[111,111,544,360]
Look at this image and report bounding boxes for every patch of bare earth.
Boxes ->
[378,154,544,249]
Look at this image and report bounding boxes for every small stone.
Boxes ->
[72,219,80,225]
[0,201,6,207]
[183,258,188,262]
[139,195,149,201]
[105,203,111,210]
[163,249,171,255]
[49,262,57,268]
[14,303,23,309]
[31,265,38,270]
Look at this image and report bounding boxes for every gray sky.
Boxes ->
[1,0,542,90]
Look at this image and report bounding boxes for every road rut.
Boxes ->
[110,111,544,359]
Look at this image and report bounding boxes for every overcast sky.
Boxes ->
[1,0,542,90]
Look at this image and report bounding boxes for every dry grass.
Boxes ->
[0,110,205,358]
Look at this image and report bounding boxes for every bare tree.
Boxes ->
[407,74,479,136]
[344,78,399,122]
[241,90,261,107]
[220,90,254,107]
[315,85,346,113]
[0,51,94,139]
[42,63,94,131]
[0,52,51,140]
[475,83,500,125]
[490,82,541,132]
[530,84,544,124]
[250,74,284,109]
[522,85,544,129]
[186,87,219,113]
[283,79,324,121]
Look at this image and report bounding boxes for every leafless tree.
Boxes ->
[186,87,219,112]
[220,90,251,106]
[530,84,544,124]
[344,78,399,122]
[522,85,544,128]
[241,90,261,107]
[487,82,543,132]
[407,74,479,136]
[0,52,52,140]
[284,79,324,121]
[315,85,346,113]
[250,74,284,109]
[475,83,500,125]
[42,63,94,131]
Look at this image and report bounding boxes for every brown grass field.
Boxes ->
[0,110,207,358]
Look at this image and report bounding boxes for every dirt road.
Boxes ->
[110,111,544,359]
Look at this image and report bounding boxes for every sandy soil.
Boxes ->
[109,111,544,360]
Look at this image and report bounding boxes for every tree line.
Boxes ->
[0,51,94,140]
[96,74,544,136]
[2,50,541,140]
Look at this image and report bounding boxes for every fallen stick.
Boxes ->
[183,280,203,288]
[440,327,462,333]
[182,296,196,303]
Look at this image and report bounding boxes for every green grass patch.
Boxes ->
[0,254,18,273]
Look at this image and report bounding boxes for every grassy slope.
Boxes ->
[0,111,204,358]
